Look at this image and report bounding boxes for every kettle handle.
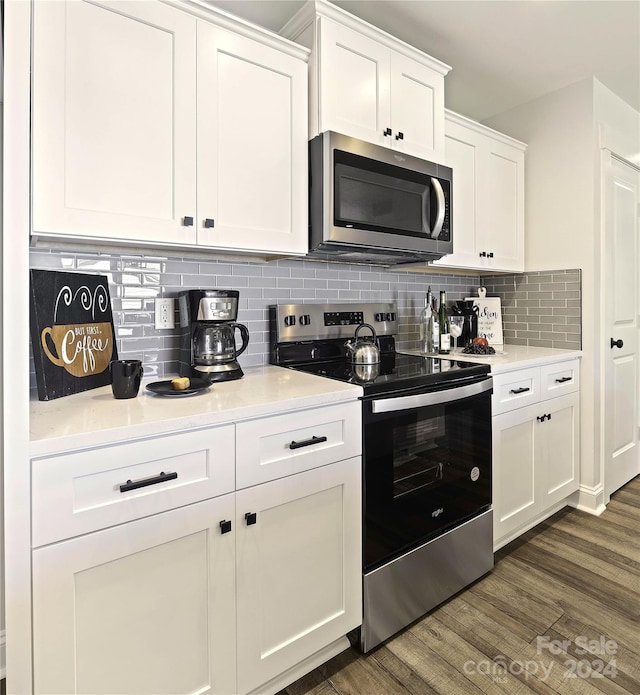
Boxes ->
[355,323,378,343]
[231,322,250,357]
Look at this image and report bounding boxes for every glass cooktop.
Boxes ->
[289,352,490,397]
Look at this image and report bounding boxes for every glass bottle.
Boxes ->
[419,286,439,353]
[438,290,451,355]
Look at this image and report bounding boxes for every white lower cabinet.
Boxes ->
[30,404,362,695]
[492,361,580,550]
[32,494,237,695]
[236,458,361,695]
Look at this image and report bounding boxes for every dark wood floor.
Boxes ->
[279,476,640,695]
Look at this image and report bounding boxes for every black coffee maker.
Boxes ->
[178,289,249,382]
[452,300,479,347]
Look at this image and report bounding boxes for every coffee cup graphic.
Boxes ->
[41,322,114,377]
[40,283,115,377]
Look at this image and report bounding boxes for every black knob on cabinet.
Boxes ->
[219,520,232,534]
[395,131,404,141]
[204,218,215,228]
[487,252,494,258]
[183,216,194,227]
[537,415,545,422]
[383,127,392,136]
[479,251,487,257]
[245,512,257,526]
[611,338,624,349]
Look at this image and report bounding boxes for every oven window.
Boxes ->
[363,388,492,570]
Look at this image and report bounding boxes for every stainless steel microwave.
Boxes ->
[307,131,453,266]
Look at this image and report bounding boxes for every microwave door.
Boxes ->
[429,177,446,239]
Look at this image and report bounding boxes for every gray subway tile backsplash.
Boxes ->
[28,249,582,391]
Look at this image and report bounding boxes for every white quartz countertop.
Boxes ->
[403,344,582,374]
[30,365,363,457]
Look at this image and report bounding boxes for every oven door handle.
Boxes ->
[371,377,493,414]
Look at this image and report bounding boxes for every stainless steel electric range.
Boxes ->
[270,302,494,652]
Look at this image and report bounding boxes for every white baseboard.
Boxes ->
[568,484,607,516]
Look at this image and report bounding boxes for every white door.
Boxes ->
[235,458,361,695]
[32,496,236,695]
[604,154,640,497]
[389,52,444,162]
[318,19,391,147]
[197,22,308,254]
[32,0,197,244]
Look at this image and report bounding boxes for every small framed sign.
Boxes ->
[30,270,118,401]
[465,293,504,345]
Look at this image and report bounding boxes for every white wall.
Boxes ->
[484,77,640,510]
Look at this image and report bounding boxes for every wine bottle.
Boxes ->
[438,290,451,354]
[419,286,438,353]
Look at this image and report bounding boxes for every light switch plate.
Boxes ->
[155,298,175,329]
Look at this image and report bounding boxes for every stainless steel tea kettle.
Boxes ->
[345,323,380,365]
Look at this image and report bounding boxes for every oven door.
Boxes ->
[362,376,492,571]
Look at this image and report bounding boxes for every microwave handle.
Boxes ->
[430,177,446,239]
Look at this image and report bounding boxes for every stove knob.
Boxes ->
[374,313,384,322]
[299,314,311,326]
[386,312,395,321]
[284,315,296,327]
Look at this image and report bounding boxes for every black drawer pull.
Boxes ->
[119,471,177,493]
[204,218,215,228]
[245,512,257,526]
[509,387,530,395]
[555,376,572,383]
[219,520,232,534]
[183,216,194,227]
[288,435,328,450]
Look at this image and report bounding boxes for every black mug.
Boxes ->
[110,360,143,399]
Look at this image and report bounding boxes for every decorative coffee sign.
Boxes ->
[30,270,118,400]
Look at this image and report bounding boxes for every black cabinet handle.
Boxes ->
[479,251,486,257]
[119,471,177,493]
[245,512,257,526]
[183,216,194,227]
[509,387,530,395]
[547,413,552,420]
[611,338,623,349]
[383,127,392,136]
[288,435,328,450]
[204,218,215,228]
[555,376,572,383]
[537,415,546,422]
[487,252,494,258]
[219,520,232,534]
[395,131,404,141]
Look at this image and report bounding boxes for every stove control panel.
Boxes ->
[272,303,399,343]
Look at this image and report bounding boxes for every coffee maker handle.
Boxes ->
[232,323,250,357]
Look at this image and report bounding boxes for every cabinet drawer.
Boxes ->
[32,426,235,547]
[492,367,540,415]
[540,359,580,398]
[236,401,362,489]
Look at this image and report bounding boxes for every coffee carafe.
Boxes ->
[178,289,249,382]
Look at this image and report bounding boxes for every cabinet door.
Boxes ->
[235,457,362,695]
[32,0,197,245]
[433,115,525,272]
[538,393,580,507]
[33,496,236,695]
[477,137,525,271]
[197,22,308,254]
[389,52,444,161]
[492,406,537,546]
[318,19,391,147]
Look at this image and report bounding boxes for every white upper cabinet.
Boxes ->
[281,0,450,163]
[431,111,526,272]
[32,0,198,245]
[32,0,309,256]
[197,22,308,254]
